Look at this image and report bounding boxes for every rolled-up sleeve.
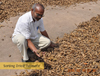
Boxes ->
[38,18,45,32]
[19,22,31,39]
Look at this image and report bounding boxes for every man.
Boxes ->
[12,3,56,62]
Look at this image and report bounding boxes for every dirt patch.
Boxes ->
[0,0,97,22]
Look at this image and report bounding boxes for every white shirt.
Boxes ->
[12,11,45,39]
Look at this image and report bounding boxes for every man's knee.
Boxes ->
[17,35,26,45]
[45,38,51,47]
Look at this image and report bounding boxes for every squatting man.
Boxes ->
[12,3,57,62]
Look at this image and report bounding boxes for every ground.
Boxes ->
[0,0,100,76]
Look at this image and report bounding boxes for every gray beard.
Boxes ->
[33,16,37,21]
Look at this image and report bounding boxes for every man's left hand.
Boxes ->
[50,42,58,48]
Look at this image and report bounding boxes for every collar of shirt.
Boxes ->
[29,11,34,22]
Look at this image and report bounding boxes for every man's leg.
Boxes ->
[31,33,51,50]
[12,34,29,61]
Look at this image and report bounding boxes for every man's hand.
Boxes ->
[40,30,58,48]
[34,50,41,57]
[50,42,58,48]
[27,39,41,57]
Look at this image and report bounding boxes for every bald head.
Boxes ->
[31,3,45,21]
[32,3,45,11]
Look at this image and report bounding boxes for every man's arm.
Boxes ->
[40,30,58,47]
[27,39,40,57]
[40,30,50,39]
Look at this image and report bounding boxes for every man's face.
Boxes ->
[31,6,44,21]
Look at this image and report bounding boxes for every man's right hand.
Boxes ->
[34,50,41,57]
[27,39,41,57]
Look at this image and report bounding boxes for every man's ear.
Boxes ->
[31,9,33,11]
[31,8,35,12]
